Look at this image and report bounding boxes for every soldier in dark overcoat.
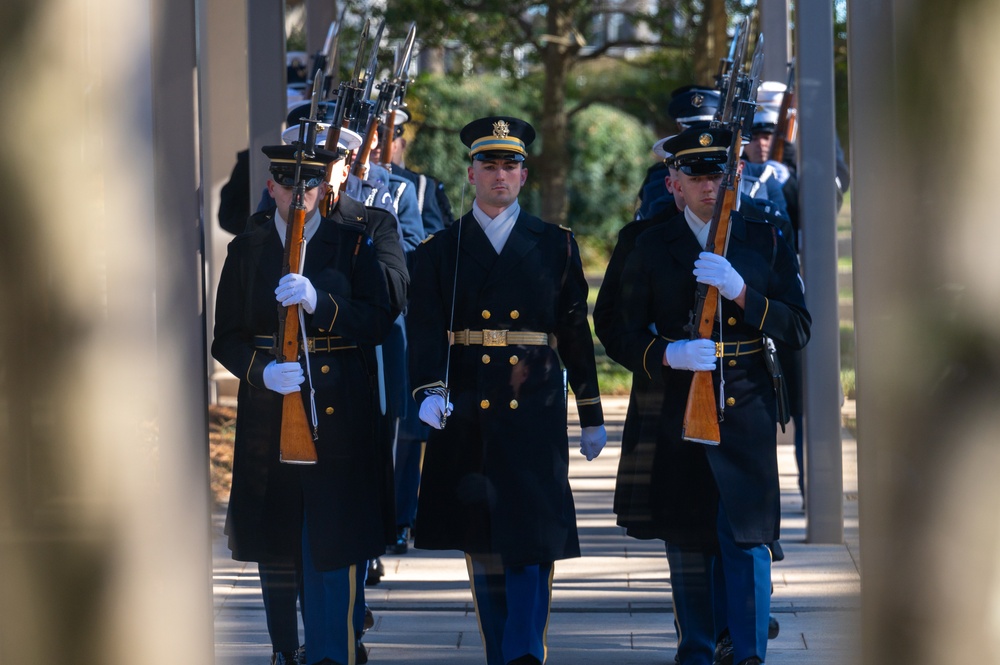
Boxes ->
[613,127,810,665]
[212,138,395,665]
[407,116,606,665]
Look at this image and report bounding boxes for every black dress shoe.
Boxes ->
[714,628,734,665]
[365,557,384,586]
[355,640,369,664]
[388,525,411,554]
[363,604,375,632]
[270,652,298,665]
[768,614,779,639]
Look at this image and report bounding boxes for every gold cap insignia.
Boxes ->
[492,120,511,139]
[699,132,713,147]
[691,93,705,108]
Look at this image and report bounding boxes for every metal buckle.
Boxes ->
[482,329,508,347]
[715,342,724,358]
[307,337,316,353]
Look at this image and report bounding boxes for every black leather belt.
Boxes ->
[254,334,357,353]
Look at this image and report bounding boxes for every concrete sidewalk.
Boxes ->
[214,396,860,664]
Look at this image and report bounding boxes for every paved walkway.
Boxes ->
[214,396,860,664]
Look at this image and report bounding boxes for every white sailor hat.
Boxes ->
[281,124,364,154]
[755,81,787,111]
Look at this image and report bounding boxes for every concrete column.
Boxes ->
[199,0,250,401]
[0,0,211,662]
[248,0,288,199]
[795,1,844,544]
[759,0,791,81]
[306,0,336,55]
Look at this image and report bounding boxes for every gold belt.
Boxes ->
[451,329,551,347]
[254,334,357,353]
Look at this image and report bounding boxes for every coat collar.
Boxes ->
[661,207,748,264]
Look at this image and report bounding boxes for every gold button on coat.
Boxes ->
[509,355,519,365]
[321,365,330,374]
[480,399,490,409]
[725,397,736,407]
[509,400,518,409]
[510,310,520,319]
[728,359,737,367]
[325,406,335,415]
[482,310,491,320]
[727,317,737,326]
[482,354,491,364]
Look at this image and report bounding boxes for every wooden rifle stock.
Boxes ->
[681,173,742,445]
[380,109,397,165]
[771,65,796,163]
[276,198,319,464]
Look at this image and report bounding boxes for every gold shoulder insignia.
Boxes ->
[421,234,435,244]
[558,224,572,233]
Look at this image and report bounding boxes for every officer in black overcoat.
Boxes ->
[407,116,607,665]
[612,127,810,665]
[212,137,396,665]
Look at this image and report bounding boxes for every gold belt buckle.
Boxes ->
[715,342,724,357]
[307,337,315,353]
[482,329,508,347]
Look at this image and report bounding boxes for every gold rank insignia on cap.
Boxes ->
[493,120,510,139]
[692,93,705,108]
[699,132,713,146]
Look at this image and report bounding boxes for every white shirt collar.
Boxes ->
[472,199,520,254]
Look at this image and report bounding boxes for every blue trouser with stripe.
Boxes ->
[467,554,553,665]
[301,519,364,665]
[666,502,771,665]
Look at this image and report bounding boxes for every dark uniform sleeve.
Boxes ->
[594,221,645,366]
[365,208,410,318]
[406,236,449,404]
[740,230,811,350]
[211,238,272,389]
[616,248,672,385]
[556,231,604,427]
[312,235,395,345]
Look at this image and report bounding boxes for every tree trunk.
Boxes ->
[536,5,574,226]
[693,0,728,86]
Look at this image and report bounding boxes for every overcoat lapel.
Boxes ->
[249,216,284,291]
[459,212,501,273]
[663,212,704,269]
[486,211,542,288]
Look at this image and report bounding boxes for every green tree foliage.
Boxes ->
[402,75,652,249]
[566,104,656,247]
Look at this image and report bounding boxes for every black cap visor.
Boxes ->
[472,150,525,163]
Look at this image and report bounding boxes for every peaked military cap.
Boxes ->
[754,81,786,112]
[460,115,535,162]
[751,108,779,134]
[281,123,364,156]
[286,100,337,127]
[385,107,410,139]
[262,143,340,188]
[652,134,677,161]
[667,86,721,128]
[662,126,732,176]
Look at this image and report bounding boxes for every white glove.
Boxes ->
[579,425,607,461]
[275,273,317,313]
[665,339,718,372]
[764,160,791,185]
[693,252,745,300]
[262,360,305,395]
[419,394,454,430]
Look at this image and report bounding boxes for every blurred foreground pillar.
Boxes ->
[0,0,212,663]
[849,0,1000,663]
